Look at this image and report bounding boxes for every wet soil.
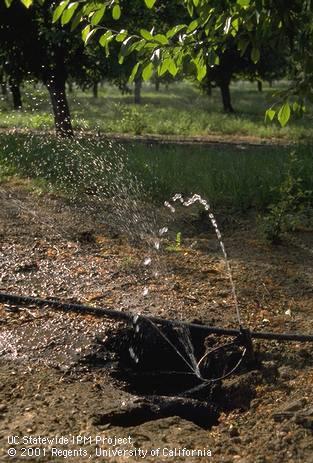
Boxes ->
[0,182,312,462]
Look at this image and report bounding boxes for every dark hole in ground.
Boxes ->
[83,319,260,429]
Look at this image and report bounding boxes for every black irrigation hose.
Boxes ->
[1,291,313,343]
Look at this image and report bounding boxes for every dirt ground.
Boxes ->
[0,181,312,463]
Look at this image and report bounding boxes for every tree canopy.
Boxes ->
[49,0,311,126]
[3,0,313,126]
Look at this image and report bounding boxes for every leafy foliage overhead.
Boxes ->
[5,0,313,125]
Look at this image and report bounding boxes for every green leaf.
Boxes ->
[193,0,199,6]
[20,0,32,8]
[166,24,186,39]
[140,29,153,40]
[99,31,114,56]
[142,62,154,81]
[129,63,140,83]
[154,34,168,45]
[61,3,78,26]
[52,0,69,23]
[70,10,83,31]
[168,59,178,76]
[196,63,206,80]
[158,58,170,76]
[251,47,260,63]
[85,28,97,45]
[112,4,121,20]
[187,19,198,33]
[232,17,239,34]
[144,0,157,8]
[292,101,304,114]
[4,0,14,7]
[82,3,98,15]
[91,6,105,26]
[277,103,291,127]
[193,54,207,81]
[99,30,114,47]
[118,36,138,63]
[187,2,194,16]
[265,108,276,122]
[116,29,128,42]
[82,24,91,43]
[237,0,250,6]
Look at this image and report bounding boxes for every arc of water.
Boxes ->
[167,193,242,328]
[134,193,243,384]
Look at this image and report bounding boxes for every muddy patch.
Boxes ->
[76,320,264,429]
[0,306,263,430]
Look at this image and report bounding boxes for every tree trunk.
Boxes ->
[257,80,263,92]
[155,78,160,92]
[92,82,98,98]
[1,83,7,96]
[134,78,142,104]
[10,84,22,110]
[219,80,234,113]
[206,81,212,97]
[47,79,73,138]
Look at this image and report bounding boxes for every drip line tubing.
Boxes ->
[0,291,313,343]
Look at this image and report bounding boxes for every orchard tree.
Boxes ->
[5,0,312,126]
[0,2,33,109]
[48,0,312,126]
[201,42,252,113]
[1,0,90,136]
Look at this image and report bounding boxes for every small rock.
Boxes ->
[278,366,296,381]
[295,407,313,430]
[250,398,260,409]
[273,398,308,422]
[282,398,307,413]
[0,404,7,413]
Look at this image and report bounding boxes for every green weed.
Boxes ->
[260,151,313,243]
[166,232,183,252]
[0,134,312,213]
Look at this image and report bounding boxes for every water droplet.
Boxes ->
[129,347,139,363]
[164,201,175,213]
[159,227,168,235]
